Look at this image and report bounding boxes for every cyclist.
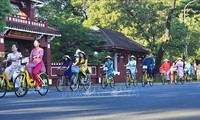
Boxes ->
[141,53,155,78]
[184,60,192,76]
[3,44,22,81]
[175,57,184,79]
[170,62,177,83]
[58,55,73,83]
[196,63,200,81]
[26,40,46,91]
[159,59,171,81]
[104,55,114,80]
[125,55,137,79]
[74,50,90,79]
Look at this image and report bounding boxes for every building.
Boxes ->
[50,26,149,85]
[0,0,61,77]
[91,26,149,83]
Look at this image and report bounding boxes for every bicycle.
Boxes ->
[141,65,154,87]
[56,68,71,92]
[101,66,115,89]
[125,66,137,88]
[0,61,16,98]
[184,69,193,82]
[197,70,200,81]
[161,71,170,85]
[13,61,49,97]
[70,65,91,91]
[174,71,185,84]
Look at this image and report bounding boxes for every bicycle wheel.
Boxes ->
[83,75,91,91]
[149,77,154,86]
[70,73,79,91]
[184,74,188,83]
[142,75,146,87]
[133,74,138,87]
[56,76,67,92]
[161,74,165,85]
[38,73,49,96]
[125,74,131,88]
[180,77,185,84]
[101,76,107,89]
[110,77,115,88]
[14,74,28,97]
[0,76,7,98]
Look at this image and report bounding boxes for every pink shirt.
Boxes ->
[30,47,44,64]
[27,47,46,73]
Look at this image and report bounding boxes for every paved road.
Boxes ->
[1,82,200,120]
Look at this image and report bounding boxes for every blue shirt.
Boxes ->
[142,57,155,67]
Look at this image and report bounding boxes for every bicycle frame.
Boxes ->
[1,72,13,89]
[19,70,47,88]
[143,70,152,82]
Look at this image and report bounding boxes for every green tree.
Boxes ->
[38,0,107,64]
[0,0,11,32]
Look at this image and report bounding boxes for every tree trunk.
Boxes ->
[155,0,176,73]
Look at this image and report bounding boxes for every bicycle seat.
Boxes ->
[21,62,27,66]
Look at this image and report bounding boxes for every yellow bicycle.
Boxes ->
[125,67,137,88]
[161,71,170,85]
[174,71,185,84]
[0,61,15,98]
[142,65,154,87]
[184,69,193,82]
[13,62,49,97]
[101,67,115,89]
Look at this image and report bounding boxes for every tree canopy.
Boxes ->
[36,0,200,66]
[0,0,11,32]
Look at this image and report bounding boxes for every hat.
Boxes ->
[78,51,85,55]
[64,55,71,60]
[164,59,169,62]
[130,55,136,58]
[105,55,112,59]
[177,57,182,60]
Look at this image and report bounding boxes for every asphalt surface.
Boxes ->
[1,82,200,120]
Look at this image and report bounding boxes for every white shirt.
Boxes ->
[6,52,22,66]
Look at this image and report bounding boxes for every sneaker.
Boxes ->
[35,86,40,91]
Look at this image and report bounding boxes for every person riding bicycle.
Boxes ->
[141,53,155,78]
[159,59,171,81]
[125,55,137,79]
[26,40,46,91]
[58,55,73,82]
[104,55,114,80]
[184,60,192,76]
[175,57,184,79]
[170,62,177,83]
[74,50,90,79]
[196,63,200,80]
[3,44,22,81]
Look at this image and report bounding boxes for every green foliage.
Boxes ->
[50,22,105,64]
[39,0,200,64]
[0,0,12,32]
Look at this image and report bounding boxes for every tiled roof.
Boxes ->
[6,22,61,36]
[95,27,149,53]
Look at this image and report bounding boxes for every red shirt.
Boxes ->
[159,62,171,73]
